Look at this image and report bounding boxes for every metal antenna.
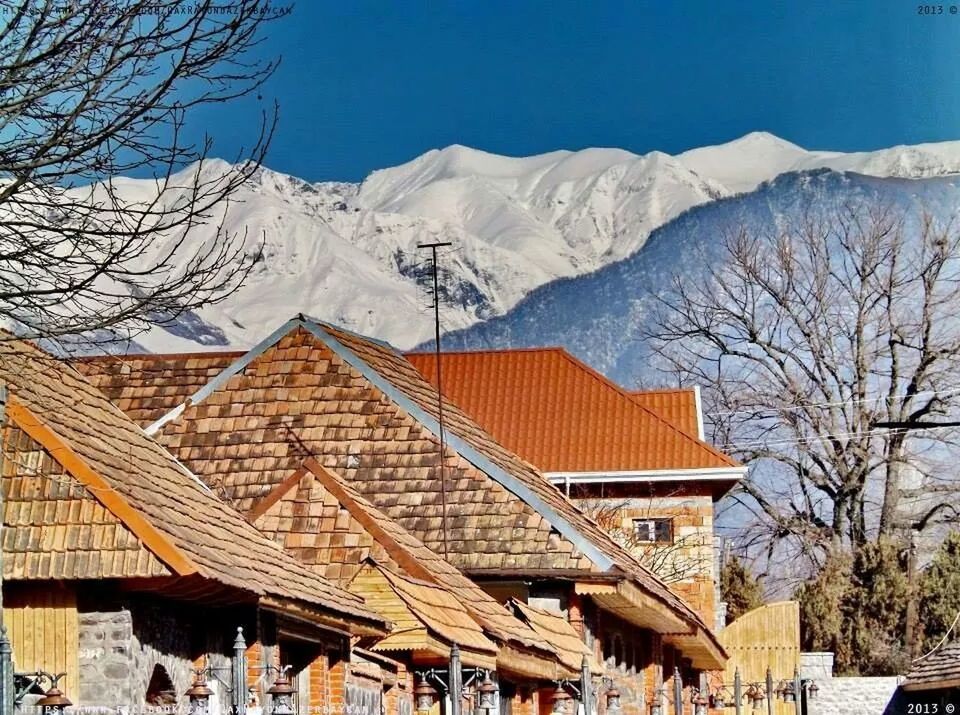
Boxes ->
[417,241,453,560]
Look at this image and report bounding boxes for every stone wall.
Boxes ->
[807,676,901,715]
[77,599,197,709]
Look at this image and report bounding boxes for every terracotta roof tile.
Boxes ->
[0,339,384,632]
[628,389,701,439]
[405,349,736,473]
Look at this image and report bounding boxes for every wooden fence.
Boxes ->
[719,601,801,715]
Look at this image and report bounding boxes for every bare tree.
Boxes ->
[646,204,960,567]
[0,0,287,342]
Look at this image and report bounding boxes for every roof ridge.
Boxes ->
[405,346,569,357]
[550,349,739,468]
[5,398,199,577]
[73,350,246,362]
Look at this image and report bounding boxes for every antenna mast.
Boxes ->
[417,241,453,560]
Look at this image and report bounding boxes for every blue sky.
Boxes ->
[192,1,960,182]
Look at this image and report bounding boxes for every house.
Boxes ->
[898,640,960,708]
[0,337,388,711]
[79,316,727,715]
[404,348,746,628]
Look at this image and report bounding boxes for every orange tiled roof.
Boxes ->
[405,348,737,473]
[628,389,701,439]
[79,317,726,669]
[0,338,385,635]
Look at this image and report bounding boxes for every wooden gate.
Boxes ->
[719,601,800,714]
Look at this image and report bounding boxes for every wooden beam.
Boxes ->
[6,399,198,577]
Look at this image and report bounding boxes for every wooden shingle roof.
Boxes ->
[2,424,169,580]
[404,348,736,473]
[0,338,385,635]
[508,599,600,675]
[252,459,577,679]
[903,641,960,691]
[78,316,726,669]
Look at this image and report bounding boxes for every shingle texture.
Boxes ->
[903,640,960,690]
[405,348,736,473]
[79,318,719,650]
[2,425,169,580]
[256,459,573,672]
[0,338,383,629]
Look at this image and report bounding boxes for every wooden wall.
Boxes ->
[2,584,79,696]
[719,601,800,715]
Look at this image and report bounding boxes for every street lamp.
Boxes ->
[691,691,709,715]
[267,671,297,715]
[186,670,215,715]
[415,679,439,714]
[36,677,72,715]
[477,672,499,713]
[550,685,572,715]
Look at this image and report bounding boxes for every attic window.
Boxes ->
[632,518,673,544]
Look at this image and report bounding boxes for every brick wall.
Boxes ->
[571,489,716,625]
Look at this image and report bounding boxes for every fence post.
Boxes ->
[793,669,802,715]
[766,667,774,715]
[449,644,462,715]
[734,668,742,715]
[0,626,13,715]
[580,655,592,715]
[673,666,683,715]
[232,626,248,715]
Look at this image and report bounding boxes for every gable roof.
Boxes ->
[78,316,726,669]
[404,348,739,474]
[903,640,960,691]
[0,338,385,635]
[252,458,576,679]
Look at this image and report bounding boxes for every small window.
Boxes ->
[633,518,673,544]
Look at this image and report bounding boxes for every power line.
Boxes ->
[708,385,960,418]
[719,421,960,452]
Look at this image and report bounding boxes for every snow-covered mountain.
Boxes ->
[86,132,960,353]
[430,170,960,385]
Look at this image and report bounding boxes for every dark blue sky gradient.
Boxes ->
[188,1,960,182]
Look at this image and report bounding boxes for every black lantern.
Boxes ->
[606,685,621,713]
[807,681,819,700]
[37,682,72,715]
[267,672,297,715]
[477,673,499,712]
[186,671,214,715]
[550,685,572,715]
[781,680,796,703]
[415,679,439,714]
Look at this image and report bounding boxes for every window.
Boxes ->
[632,518,673,544]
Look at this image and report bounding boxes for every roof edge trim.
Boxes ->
[545,466,747,484]
[300,320,617,573]
[6,398,199,577]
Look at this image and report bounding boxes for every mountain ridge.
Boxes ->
[72,132,960,356]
